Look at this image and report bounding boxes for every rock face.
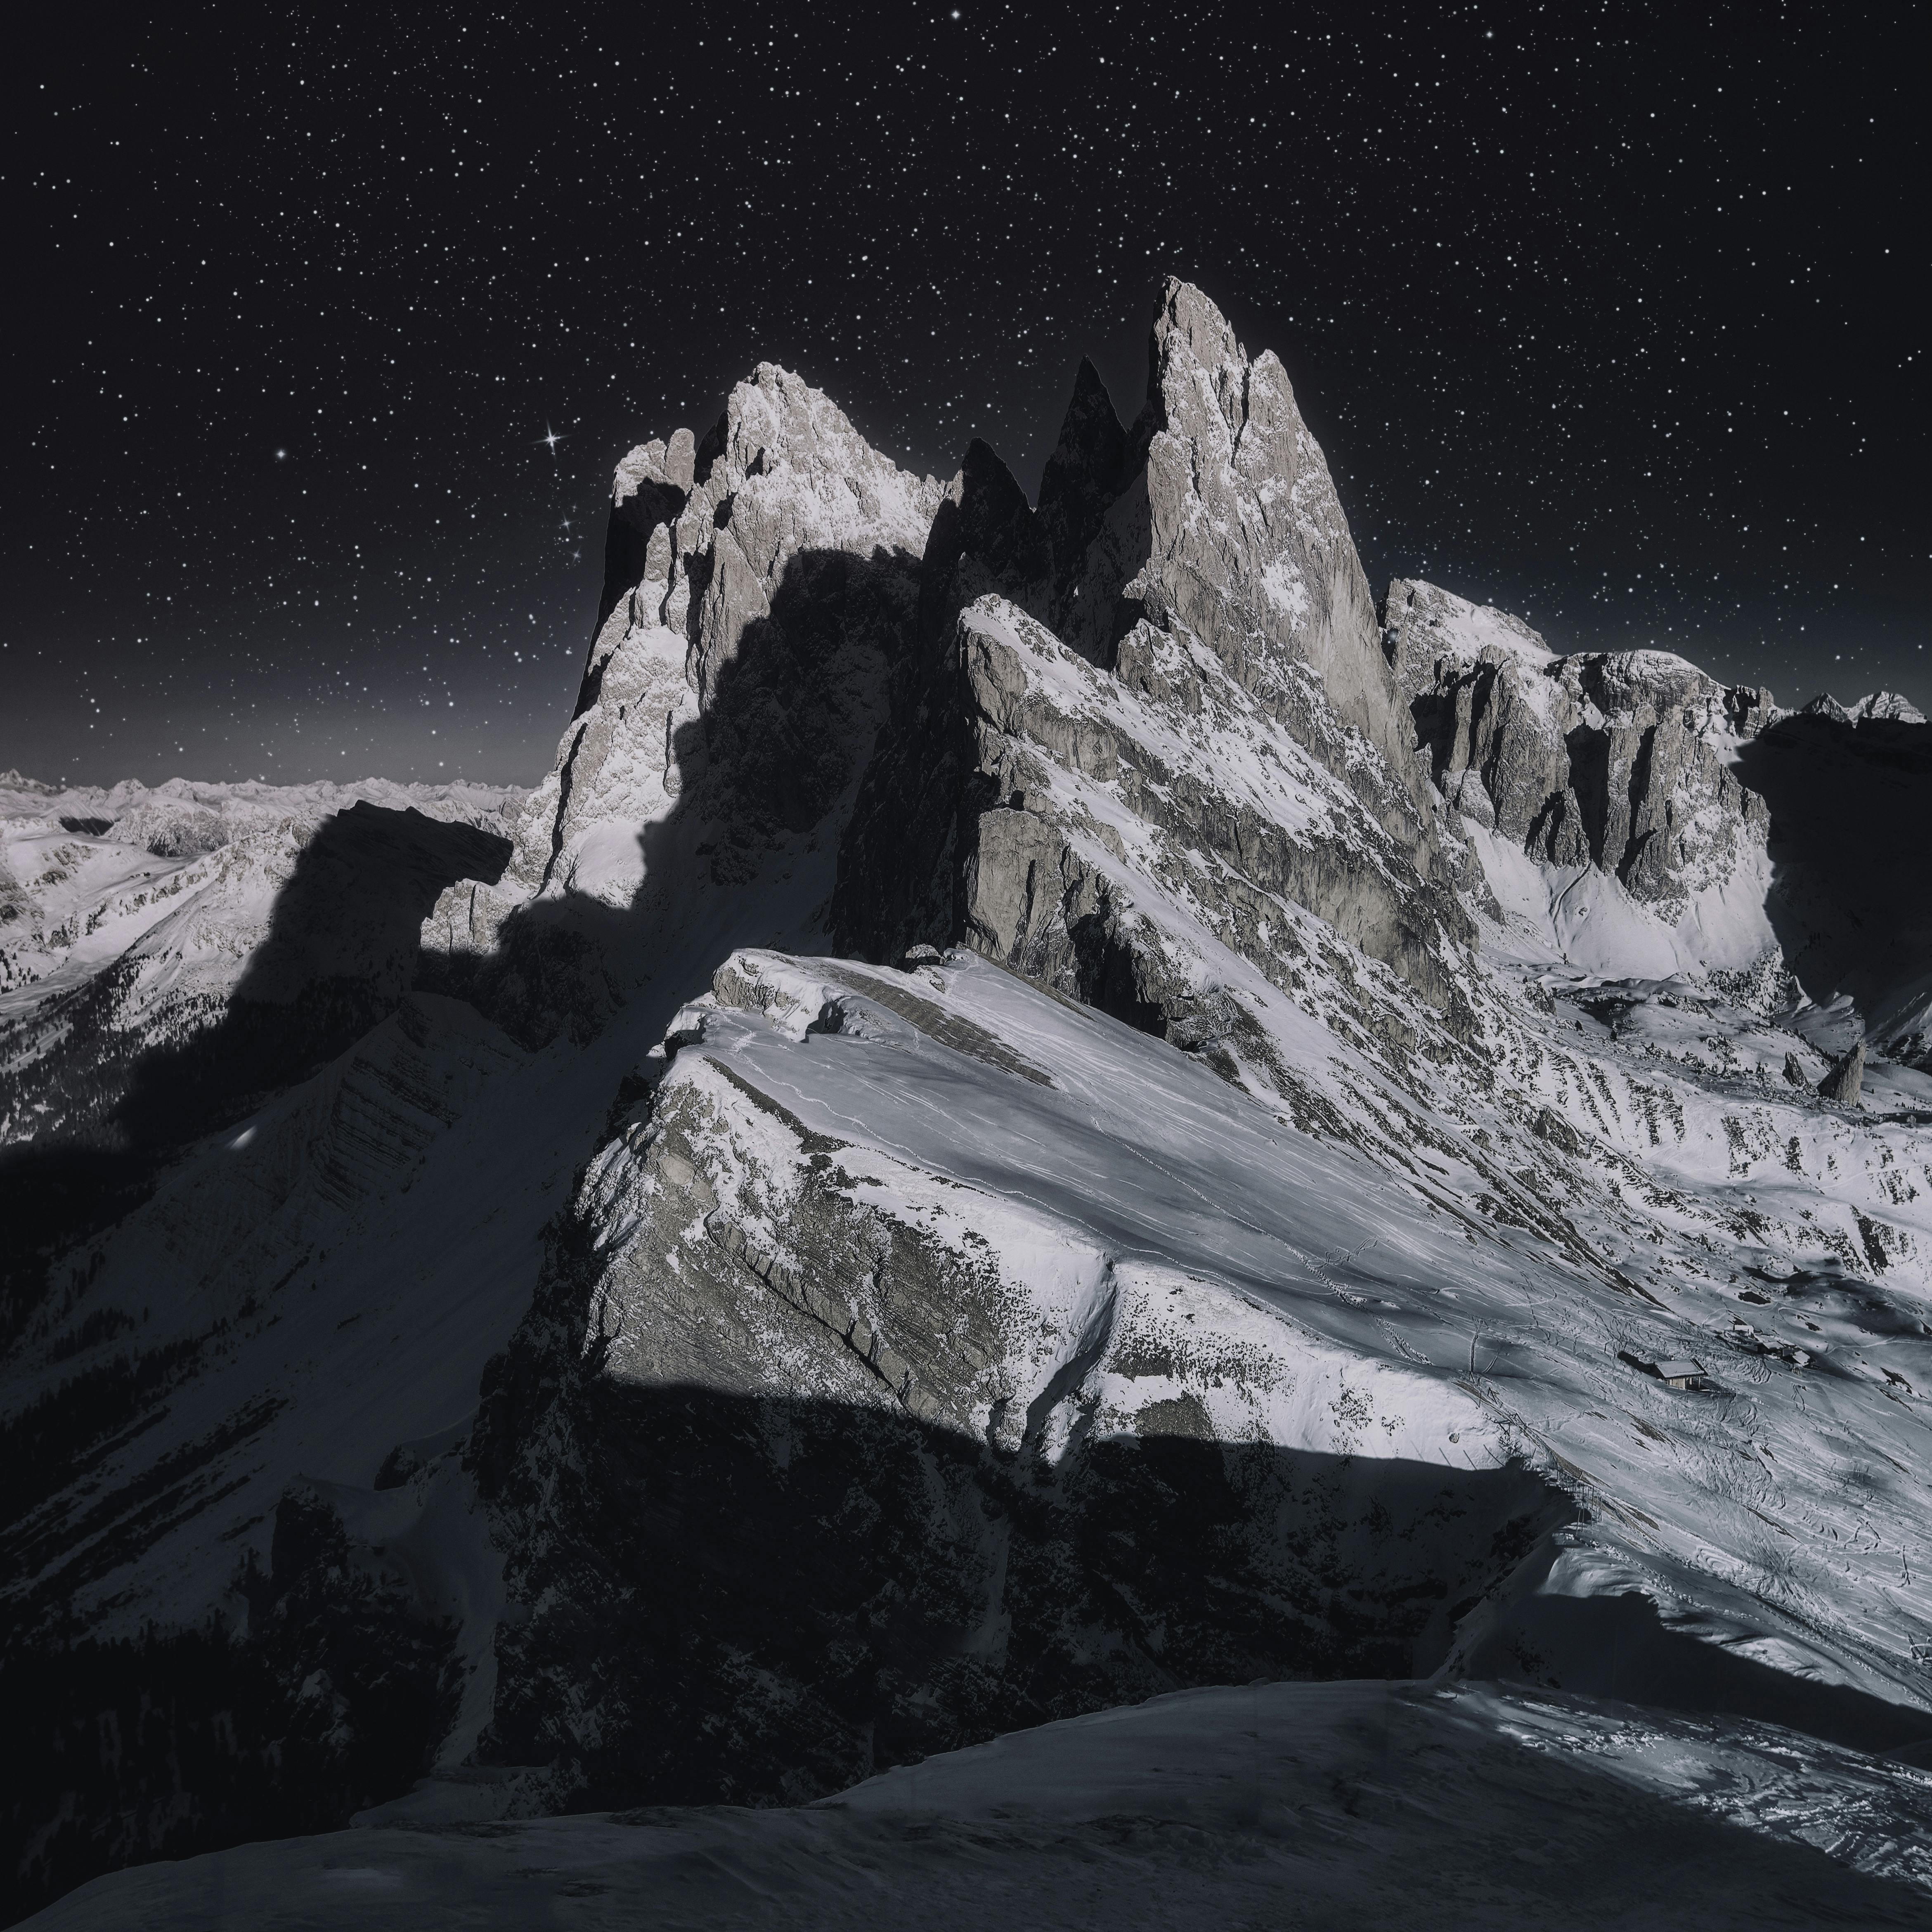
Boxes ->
[838,594,1480,1047]
[1384,581,1932,1013]
[1818,1039,1864,1106]
[1385,578,1778,973]
[837,282,1476,1033]
[1806,691,1928,727]
[468,950,1571,1807]
[557,366,942,887]
[419,367,944,1047]
[1062,283,1443,857]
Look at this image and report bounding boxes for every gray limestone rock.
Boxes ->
[1061,281,1446,865]
[435,366,946,1043]
[1849,691,1928,724]
[836,284,1477,1036]
[1818,1040,1864,1107]
[1385,578,1775,927]
[839,593,1481,1055]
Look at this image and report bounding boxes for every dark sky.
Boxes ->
[5,1,1924,790]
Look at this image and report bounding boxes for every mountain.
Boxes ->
[5,282,1932,1927]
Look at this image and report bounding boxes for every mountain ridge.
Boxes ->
[4,279,1932,1925]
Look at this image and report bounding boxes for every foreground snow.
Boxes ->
[29,1678,1932,1930]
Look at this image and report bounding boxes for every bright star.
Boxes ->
[540,426,562,454]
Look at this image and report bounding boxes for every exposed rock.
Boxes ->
[1849,691,1927,725]
[1818,1039,1864,1107]
[1385,578,1778,972]
[11,280,1932,1925]
[468,953,1573,1810]
[537,363,944,899]
[837,592,1480,1044]
[837,284,1476,1031]
[1057,281,1446,866]
[1033,356,1130,601]
[111,801,229,858]
[1793,690,1928,730]
[421,366,946,1044]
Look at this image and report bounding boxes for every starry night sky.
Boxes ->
[5,1,1924,789]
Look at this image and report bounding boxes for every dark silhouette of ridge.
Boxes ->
[1736,707,1932,1014]
[0,804,511,1346]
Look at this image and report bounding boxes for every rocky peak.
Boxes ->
[1849,691,1927,726]
[1052,281,1442,858]
[1818,1038,1865,1106]
[425,364,946,1043]
[1386,577,1778,974]
[535,363,946,882]
[1034,356,1130,596]
[918,437,1055,647]
[1790,691,1926,729]
[903,281,1450,887]
[835,283,1482,1024]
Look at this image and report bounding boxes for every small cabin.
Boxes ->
[1652,1358,1710,1391]
[1618,1349,1712,1390]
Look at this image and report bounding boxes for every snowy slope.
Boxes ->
[471,942,1932,1799]
[0,777,522,1146]
[29,1679,1932,1930]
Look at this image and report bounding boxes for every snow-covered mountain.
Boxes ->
[6,282,1932,1927]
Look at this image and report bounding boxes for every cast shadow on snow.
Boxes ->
[1,522,949,1559]
[1402,675,1932,1024]
[4,1375,1568,1916]
[468,1374,1575,1807]
[1458,1585,1932,1760]
[0,804,513,1610]
[422,536,932,1046]
[0,804,512,1348]
[0,538,935,1911]
[12,1382,1932,1926]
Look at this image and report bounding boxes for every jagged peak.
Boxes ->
[1036,359,1129,593]
[1802,693,1854,724]
[611,362,939,530]
[1038,358,1127,501]
[934,438,1040,563]
[1150,275,1246,385]
[1142,278,1304,458]
[1802,690,1929,728]
[1850,690,1927,725]
[1383,579,1555,677]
